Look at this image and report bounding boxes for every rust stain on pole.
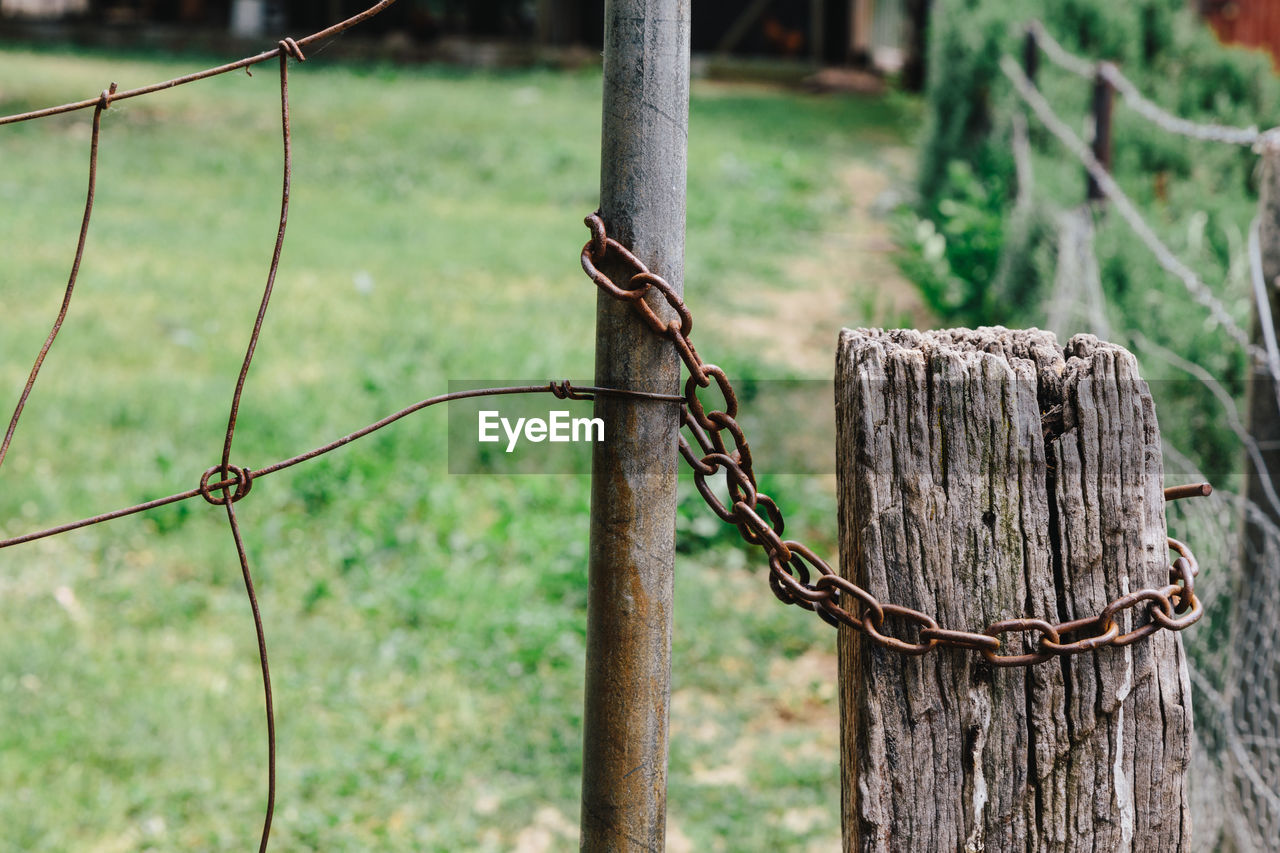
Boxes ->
[580,1,690,850]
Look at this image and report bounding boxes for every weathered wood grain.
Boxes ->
[836,327,1191,853]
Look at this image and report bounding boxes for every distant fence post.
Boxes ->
[810,0,825,65]
[835,328,1192,852]
[1238,140,1280,743]
[536,0,581,46]
[1022,25,1038,85]
[1088,63,1115,203]
[1246,140,1280,541]
[580,0,690,850]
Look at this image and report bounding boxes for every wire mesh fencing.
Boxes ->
[0,4,645,849]
[1014,22,1280,852]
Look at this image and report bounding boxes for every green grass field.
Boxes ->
[0,47,918,851]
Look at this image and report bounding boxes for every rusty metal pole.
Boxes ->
[580,1,690,850]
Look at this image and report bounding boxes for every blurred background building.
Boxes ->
[0,0,930,82]
[1201,0,1280,66]
[5,1,1277,76]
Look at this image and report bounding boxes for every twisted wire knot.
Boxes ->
[550,380,592,400]
[97,82,118,112]
[199,464,254,506]
[278,38,307,62]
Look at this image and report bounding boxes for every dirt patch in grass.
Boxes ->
[712,153,931,375]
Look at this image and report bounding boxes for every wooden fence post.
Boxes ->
[580,0,689,850]
[835,327,1192,852]
[1235,139,1280,826]
[1022,25,1039,86]
[1088,65,1115,203]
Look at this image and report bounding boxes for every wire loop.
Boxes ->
[278,37,307,62]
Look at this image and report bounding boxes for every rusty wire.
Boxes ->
[0,382,681,551]
[0,9,413,850]
[0,83,113,473]
[0,2,398,126]
[580,211,1209,664]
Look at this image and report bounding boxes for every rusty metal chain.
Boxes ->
[581,211,1208,665]
[0,3,1217,844]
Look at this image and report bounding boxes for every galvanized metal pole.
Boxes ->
[581,1,689,850]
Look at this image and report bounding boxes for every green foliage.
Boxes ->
[917,0,1031,211]
[895,160,1010,318]
[902,0,1279,480]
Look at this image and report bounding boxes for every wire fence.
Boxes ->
[1012,22,1280,851]
[0,3,683,849]
[1,5,1266,849]
[1001,55,1274,372]
[1027,19,1264,148]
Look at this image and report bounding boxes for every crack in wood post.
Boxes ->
[836,326,1192,852]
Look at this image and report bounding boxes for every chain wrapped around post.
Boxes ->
[581,211,1207,665]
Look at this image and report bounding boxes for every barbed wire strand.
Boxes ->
[0,1,400,127]
[1027,20,1263,147]
[0,82,113,474]
[1000,55,1276,376]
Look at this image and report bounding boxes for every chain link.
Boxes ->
[581,211,1207,666]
